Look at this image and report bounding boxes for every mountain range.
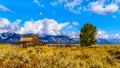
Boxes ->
[0,32,120,44]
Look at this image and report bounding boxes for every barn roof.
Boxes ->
[20,35,38,42]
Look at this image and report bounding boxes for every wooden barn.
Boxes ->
[17,35,44,48]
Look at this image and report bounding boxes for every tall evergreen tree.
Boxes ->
[80,23,96,46]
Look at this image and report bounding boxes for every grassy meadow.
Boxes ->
[0,44,120,68]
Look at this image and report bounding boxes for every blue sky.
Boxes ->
[0,0,120,38]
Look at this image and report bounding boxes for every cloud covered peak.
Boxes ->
[0,18,21,33]
[17,18,69,35]
[1,17,120,39]
[0,18,69,36]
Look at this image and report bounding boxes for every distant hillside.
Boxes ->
[0,32,120,44]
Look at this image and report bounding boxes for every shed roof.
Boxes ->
[20,36,37,42]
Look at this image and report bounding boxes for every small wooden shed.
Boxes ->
[17,35,44,48]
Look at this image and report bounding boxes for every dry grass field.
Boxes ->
[0,44,120,68]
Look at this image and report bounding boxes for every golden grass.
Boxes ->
[0,44,120,68]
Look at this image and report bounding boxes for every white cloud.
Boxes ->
[0,5,14,13]
[0,18,70,36]
[114,0,120,3]
[64,0,82,14]
[95,29,120,39]
[51,2,58,6]
[0,18,21,33]
[72,22,79,26]
[33,0,44,7]
[19,18,69,35]
[96,29,109,39]
[51,0,120,15]
[112,33,120,39]
[33,0,40,6]
[68,31,79,38]
[89,1,119,15]
[67,25,73,29]
[51,0,82,14]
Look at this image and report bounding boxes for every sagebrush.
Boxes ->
[0,44,120,68]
